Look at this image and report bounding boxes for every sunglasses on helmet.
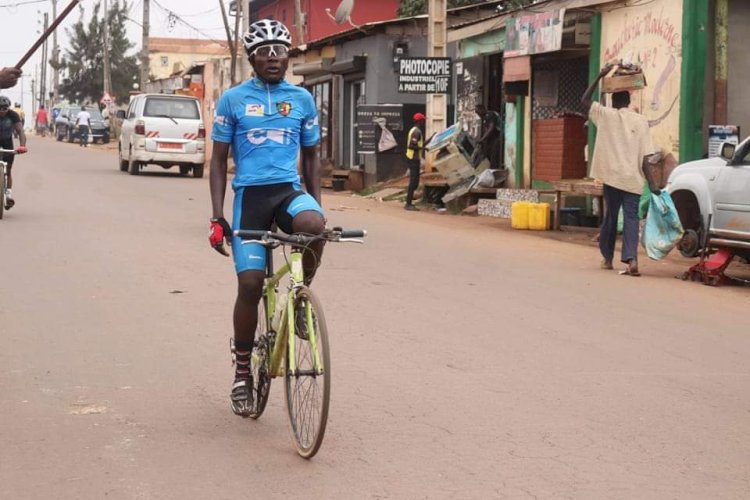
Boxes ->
[251,44,289,58]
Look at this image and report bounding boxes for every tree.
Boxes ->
[398,0,536,17]
[58,1,139,106]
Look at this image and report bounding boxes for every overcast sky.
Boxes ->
[2,0,232,115]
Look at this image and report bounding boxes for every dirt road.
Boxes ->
[1,138,748,499]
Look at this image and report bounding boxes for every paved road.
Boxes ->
[1,138,748,499]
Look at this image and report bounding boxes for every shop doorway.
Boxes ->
[344,79,366,168]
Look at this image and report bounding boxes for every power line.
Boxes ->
[0,0,48,8]
[151,0,229,47]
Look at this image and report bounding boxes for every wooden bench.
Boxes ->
[546,179,604,230]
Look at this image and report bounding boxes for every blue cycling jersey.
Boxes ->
[212,77,320,190]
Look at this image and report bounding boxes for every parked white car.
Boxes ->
[667,137,750,259]
[117,93,206,177]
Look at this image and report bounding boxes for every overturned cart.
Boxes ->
[424,124,506,205]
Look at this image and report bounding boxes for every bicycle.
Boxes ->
[0,147,19,220]
[232,226,366,458]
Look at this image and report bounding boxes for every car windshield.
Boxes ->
[69,108,103,120]
[144,97,200,120]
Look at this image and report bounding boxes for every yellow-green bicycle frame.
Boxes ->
[262,249,324,378]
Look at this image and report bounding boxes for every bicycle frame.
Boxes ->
[262,247,323,378]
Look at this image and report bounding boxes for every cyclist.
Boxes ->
[0,95,28,209]
[208,19,325,416]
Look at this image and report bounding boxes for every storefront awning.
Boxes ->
[326,55,366,75]
[292,58,334,77]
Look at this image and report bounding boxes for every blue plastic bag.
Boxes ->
[641,191,684,260]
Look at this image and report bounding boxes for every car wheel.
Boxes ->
[678,228,703,258]
[192,165,204,178]
[66,128,74,143]
[118,145,128,172]
[103,137,110,144]
[179,165,191,176]
[56,127,62,141]
[128,149,140,175]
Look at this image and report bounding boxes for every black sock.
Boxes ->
[234,340,253,381]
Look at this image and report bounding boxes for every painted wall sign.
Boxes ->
[398,57,452,94]
[601,0,683,164]
[505,9,566,58]
[356,104,403,154]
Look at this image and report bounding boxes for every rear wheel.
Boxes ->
[55,127,62,141]
[128,151,140,175]
[285,287,330,459]
[66,128,74,143]
[118,145,128,172]
[192,165,204,178]
[248,298,272,419]
[179,165,190,176]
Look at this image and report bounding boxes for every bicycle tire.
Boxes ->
[248,297,272,419]
[0,166,5,220]
[284,287,330,458]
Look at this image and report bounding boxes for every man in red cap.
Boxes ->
[404,112,425,210]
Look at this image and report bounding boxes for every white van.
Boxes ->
[118,93,206,177]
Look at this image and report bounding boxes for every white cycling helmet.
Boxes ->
[0,96,11,108]
[243,19,292,54]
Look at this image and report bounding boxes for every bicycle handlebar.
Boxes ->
[234,227,367,245]
[0,149,18,155]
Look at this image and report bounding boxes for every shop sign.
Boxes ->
[356,104,403,154]
[397,57,452,94]
[504,8,566,58]
[708,125,740,158]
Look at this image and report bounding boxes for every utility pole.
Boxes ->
[103,0,112,97]
[239,0,250,80]
[293,0,304,45]
[426,0,447,145]
[219,0,237,84]
[140,0,150,89]
[233,0,242,84]
[40,12,49,109]
[51,0,59,107]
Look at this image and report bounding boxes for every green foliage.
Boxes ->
[59,1,139,106]
[398,0,535,17]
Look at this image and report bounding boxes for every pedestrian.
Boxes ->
[208,19,325,417]
[404,112,425,211]
[35,104,48,137]
[475,104,503,170]
[75,106,91,147]
[581,64,657,276]
[13,102,24,128]
[0,67,21,89]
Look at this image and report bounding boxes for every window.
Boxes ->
[161,56,169,68]
[144,97,200,119]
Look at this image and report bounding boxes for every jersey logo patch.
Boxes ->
[245,104,264,117]
[277,102,292,116]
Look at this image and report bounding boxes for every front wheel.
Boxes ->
[285,287,330,459]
